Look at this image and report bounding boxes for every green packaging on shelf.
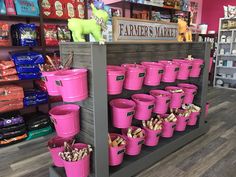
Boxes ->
[26,126,53,140]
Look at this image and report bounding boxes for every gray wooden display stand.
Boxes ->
[49,42,210,177]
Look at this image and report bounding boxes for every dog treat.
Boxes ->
[169,89,184,93]
[163,113,177,122]
[182,104,201,113]
[108,134,126,147]
[59,142,92,162]
[126,127,144,138]
[142,117,163,131]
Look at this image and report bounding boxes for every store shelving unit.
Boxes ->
[106,0,191,25]
[49,42,210,177]
[214,18,236,90]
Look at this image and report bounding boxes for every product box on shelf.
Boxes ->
[14,0,39,16]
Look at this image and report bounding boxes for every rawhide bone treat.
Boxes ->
[169,88,184,93]
[142,117,163,131]
[163,113,177,122]
[127,127,144,138]
[59,142,92,162]
[108,134,126,147]
[182,104,201,113]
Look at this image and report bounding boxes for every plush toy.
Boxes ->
[177,17,192,42]
[68,4,109,44]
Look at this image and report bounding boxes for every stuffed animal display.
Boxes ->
[68,3,109,44]
[177,18,192,42]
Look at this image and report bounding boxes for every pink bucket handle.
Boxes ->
[50,116,57,125]
[193,91,197,95]
[55,80,63,87]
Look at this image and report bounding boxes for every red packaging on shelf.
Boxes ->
[0,23,10,46]
[0,68,17,76]
[0,75,19,82]
[53,0,66,19]
[0,85,24,101]
[75,1,85,19]
[4,0,16,15]
[64,0,76,19]
[44,24,59,46]
[0,60,15,70]
[0,99,23,113]
[41,0,54,18]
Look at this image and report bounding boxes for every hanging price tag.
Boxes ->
[139,73,145,77]
[127,111,135,117]
[158,70,164,74]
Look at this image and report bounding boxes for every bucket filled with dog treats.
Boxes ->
[161,113,177,138]
[174,109,191,131]
[187,104,201,126]
[131,94,155,120]
[142,118,162,146]
[107,65,126,95]
[158,60,179,83]
[48,136,73,167]
[172,59,192,80]
[108,133,126,166]
[178,83,198,104]
[110,98,136,128]
[150,90,171,114]
[141,62,164,86]
[165,86,185,109]
[59,142,92,177]
[121,64,146,90]
[122,126,145,156]
[186,56,204,78]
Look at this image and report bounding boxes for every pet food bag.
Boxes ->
[0,23,10,46]
[0,68,17,76]
[0,99,24,113]
[16,65,40,73]
[10,52,45,65]
[57,25,71,42]
[44,24,58,46]
[14,0,39,16]
[0,60,15,70]
[0,75,19,82]
[0,112,24,128]
[4,0,16,15]
[0,85,24,101]
[0,0,6,14]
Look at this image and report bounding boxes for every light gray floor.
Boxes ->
[0,87,235,177]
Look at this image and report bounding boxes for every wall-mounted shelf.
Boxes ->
[216,66,236,69]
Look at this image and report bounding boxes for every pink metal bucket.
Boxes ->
[121,64,146,90]
[159,60,179,83]
[189,59,204,78]
[141,62,164,86]
[131,94,155,120]
[107,65,126,95]
[110,99,136,128]
[122,126,145,156]
[177,83,198,104]
[150,90,171,114]
[162,121,176,138]
[175,112,190,132]
[165,86,185,109]
[109,133,126,166]
[48,136,72,167]
[63,143,90,177]
[42,71,60,96]
[55,68,88,102]
[172,59,192,80]
[143,127,162,147]
[188,111,200,126]
[49,104,80,138]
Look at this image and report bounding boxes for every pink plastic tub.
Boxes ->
[150,90,171,114]
[175,112,190,131]
[177,83,198,104]
[172,59,192,80]
[188,59,204,78]
[162,121,176,138]
[48,136,73,167]
[42,71,60,96]
[205,102,210,118]
[109,133,126,166]
[165,86,185,109]
[122,126,145,156]
[159,60,179,83]
[49,104,80,138]
[131,94,155,120]
[55,68,88,102]
[141,62,164,86]
[107,65,126,95]
[143,127,162,147]
[110,99,136,128]
[188,111,200,126]
[63,143,90,177]
[121,64,146,90]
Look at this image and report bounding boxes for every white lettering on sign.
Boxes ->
[113,17,178,41]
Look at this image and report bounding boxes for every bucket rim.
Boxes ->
[110,98,136,109]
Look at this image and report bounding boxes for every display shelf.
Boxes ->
[215,86,236,90]
[216,66,236,69]
[0,14,40,21]
[48,42,210,177]
[215,76,236,80]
